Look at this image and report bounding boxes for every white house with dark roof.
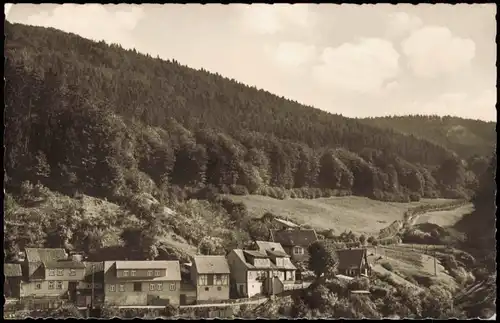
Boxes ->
[22,248,86,299]
[190,255,230,303]
[227,243,296,298]
[103,260,182,306]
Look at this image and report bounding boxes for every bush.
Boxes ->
[348,276,370,291]
[409,193,421,202]
[230,184,249,196]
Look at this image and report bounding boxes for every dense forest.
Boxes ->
[4,22,494,205]
[361,115,496,159]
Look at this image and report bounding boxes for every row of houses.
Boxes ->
[4,229,371,309]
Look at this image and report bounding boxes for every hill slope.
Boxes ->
[360,115,496,159]
[4,22,485,204]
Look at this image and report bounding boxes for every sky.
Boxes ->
[5,3,497,121]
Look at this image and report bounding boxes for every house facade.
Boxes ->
[336,248,371,277]
[270,229,318,263]
[103,260,182,306]
[4,263,23,299]
[21,248,86,299]
[75,261,105,308]
[227,242,296,298]
[190,255,230,303]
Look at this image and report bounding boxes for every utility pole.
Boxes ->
[91,264,95,311]
[433,249,437,277]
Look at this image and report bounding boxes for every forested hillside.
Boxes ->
[5,22,492,206]
[360,115,496,160]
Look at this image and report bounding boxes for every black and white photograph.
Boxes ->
[3,3,497,319]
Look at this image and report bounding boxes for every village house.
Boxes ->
[336,248,371,277]
[190,255,230,303]
[227,242,297,298]
[21,248,86,301]
[103,260,182,306]
[75,261,105,308]
[4,263,23,299]
[270,228,318,264]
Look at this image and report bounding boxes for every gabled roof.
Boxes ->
[25,248,67,263]
[104,261,181,281]
[44,260,86,269]
[25,248,68,277]
[266,249,289,258]
[83,261,105,276]
[4,263,22,277]
[230,249,296,271]
[193,256,230,274]
[271,229,318,247]
[337,248,367,270]
[255,241,286,253]
[243,250,268,258]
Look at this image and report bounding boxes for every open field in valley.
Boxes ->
[413,203,474,227]
[227,195,457,235]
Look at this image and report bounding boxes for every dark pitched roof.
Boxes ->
[25,248,68,277]
[337,248,367,270]
[25,248,67,263]
[4,263,22,277]
[83,262,104,276]
[266,249,289,257]
[193,256,230,274]
[243,250,268,258]
[271,229,318,247]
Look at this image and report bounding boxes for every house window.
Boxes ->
[198,275,207,286]
[119,284,125,292]
[56,281,63,290]
[69,269,76,276]
[215,274,222,286]
[109,285,116,292]
[134,282,142,292]
[293,247,304,255]
[123,270,129,277]
[48,282,55,290]
[169,283,176,291]
[131,270,136,277]
[154,270,161,277]
[157,283,163,291]
[149,283,155,291]
[49,269,55,276]
[57,269,64,276]
[221,275,228,286]
[147,270,153,277]
[35,283,42,290]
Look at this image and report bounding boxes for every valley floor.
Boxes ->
[227,195,456,235]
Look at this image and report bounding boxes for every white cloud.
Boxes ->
[420,90,496,121]
[402,26,476,78]
[312,38,400,94]
[238,4,313,35]
[386,11,422,38]
[23,4,144,50]
[268,41,316,68]
[5,3,13,17]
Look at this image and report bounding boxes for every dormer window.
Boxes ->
[147,270,153,277]
[293,247,304,255]
[154,270,161,277]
